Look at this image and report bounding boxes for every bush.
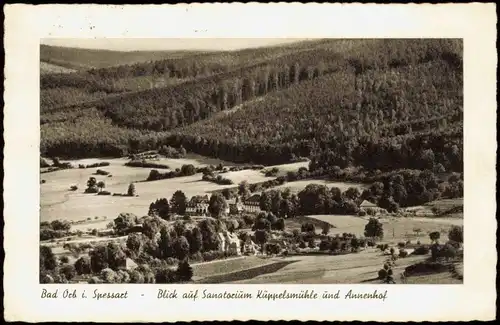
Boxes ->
[413,245,430,255]
[97,191,111,196]
[378,268,388,280]
[398,242,406,248]
[84,186,99,194]
[96,169,110,176]
[319,240,331,251]
[358,210,367,216]
[399,249,409,258]
[405,261,448,276]
[69,185,78,191]
[176,260,194,282]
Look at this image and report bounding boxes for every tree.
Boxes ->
[180,164,196,176]
[40,246,57,271]
[90,242,126,273]
[238,181,251,201]
[254,229,269,252]
[96,181,105,192]
[170,190,187,215]
[252,217,271,231]
[60,264,76,281]
[148,198,170,220]
[344,187,361,201]
[448,226,463,244]
[128,270,145,283]
[74,256,92,275]
[301,222,316,233]
[221,188,233,200]
[113,212,138,235]
[126,233,144,256]
[176,260,193,282]
[158,226,174,259]
[274,218,285,231]
[199,219,220,251]
[208,193,227,218]
[101,268,118,283]
[364,218,384,240]
[155,267,177,284]
[259,191,272,212]
[127,183,136,196]
[87,177,97,188]
[142,216,164,240]
[188,227,203,254]
[173,236,190,261]
[429,231,441,243]
[322,223,331,235]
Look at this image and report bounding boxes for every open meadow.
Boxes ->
[306,214,463,244]
[41,157,308,226]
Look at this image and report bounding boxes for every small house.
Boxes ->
[227,197,243,215]
[243,194,261,213]
[359,200,386,215]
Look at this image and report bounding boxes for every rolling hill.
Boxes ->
[40,39,463,173]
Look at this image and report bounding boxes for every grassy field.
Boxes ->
[192,256,273,280]
[40,157,307,225]
[195,249,462,284]
[306,214,463,244]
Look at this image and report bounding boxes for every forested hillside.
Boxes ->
[41,39,463,173]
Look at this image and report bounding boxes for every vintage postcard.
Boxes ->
[3,3,497,322]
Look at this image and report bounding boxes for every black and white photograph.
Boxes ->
[39,38,465,285]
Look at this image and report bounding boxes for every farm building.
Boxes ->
[243,194,261,213]
[186,195,210,216]
[227,197,243,215]
[118,258,138,270]
[217,231,241,256]
[242,237,260,255]
[359,200,387,215]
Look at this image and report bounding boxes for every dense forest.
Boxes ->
[41,39,463,173]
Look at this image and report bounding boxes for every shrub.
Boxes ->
[97,191,111,196]
[398,242,406,248]
[176,260,193,282]
[84,186,99,194]
[319,240,331,251]
[60,264,76,281]
[166,257,176,266]
[299,241,307,249]
[413,245,430,255]
[405,261,448,276]
[378,268,388,280]
[448,226,463,244]
[399,249,409,258]
[358,210,367,216]
[96,169,110,176]
[59,256,69,264]
[69,185,78,191]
